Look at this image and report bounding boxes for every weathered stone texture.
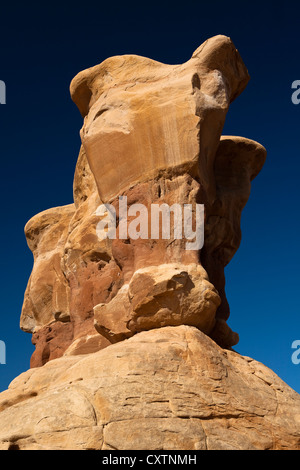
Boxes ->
[0,327,299,450]
[0,35,297,451]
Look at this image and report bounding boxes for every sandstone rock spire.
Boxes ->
[21,35,266,365]
[0,36,297,451]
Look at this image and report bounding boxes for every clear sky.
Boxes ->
[0,0,299,394]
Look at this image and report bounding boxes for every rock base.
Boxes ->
[0,326,299,450]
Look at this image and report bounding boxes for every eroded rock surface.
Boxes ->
[20,36,266,365]
[0,327,299,450]
[1,35,296,452]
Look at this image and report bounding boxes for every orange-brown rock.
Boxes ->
[202,135,267,333]
[21,148,115,367]
[20,35,267,367]
[70,35,249,205]
[1,35,299,451]
[94,263,222,343]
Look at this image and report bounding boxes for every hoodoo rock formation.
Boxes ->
[0,35,299,450]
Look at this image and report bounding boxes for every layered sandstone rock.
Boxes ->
[1,35,298,451]
[21,147,120,367]
[0,327,299,450]
[19,35,266,366]
[70,35,249,204]
[94,263,222,342]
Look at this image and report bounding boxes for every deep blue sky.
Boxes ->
[0,0,299,394]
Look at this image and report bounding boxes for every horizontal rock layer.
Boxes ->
[0,326,299,450]
[20,35,267,365]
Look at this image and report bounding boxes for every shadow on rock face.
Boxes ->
[21,35,266,367]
